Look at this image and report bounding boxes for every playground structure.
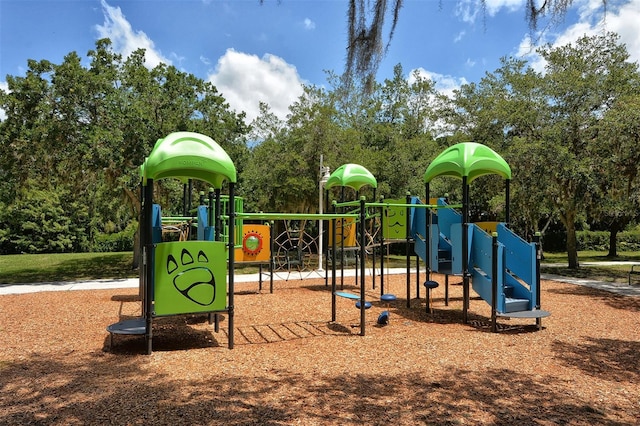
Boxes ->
[418,143,549,329]
[107,132,239,354]
[107,132,549,354]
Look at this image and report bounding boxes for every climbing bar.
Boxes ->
[238,212,359,221]
[365,202,463,209]
[332,200,462,209]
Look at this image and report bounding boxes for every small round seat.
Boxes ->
[378,294,397,325]
[380,293,397,303]
[355,301,372,309]
[377,310,390,325]
[423,280,439,289]
[423,280,440,315]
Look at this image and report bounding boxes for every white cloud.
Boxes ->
[455,0,480,24]
[454,30,466,43]
[604,1,640,65]
[515,33,546,73]
[409,67,468,99]
[408,68,467,137]
[483,0,525,16]
[515,0,640,73]
[456,0,524,23]
[95,0,171,68]
[207,49,304,124]
[303,18,316,30]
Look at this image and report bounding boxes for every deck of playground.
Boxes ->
[0,269,639,425]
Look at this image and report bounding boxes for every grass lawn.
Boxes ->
[1,250,639,285]
[0,252,137,284]
[541,251,640,283]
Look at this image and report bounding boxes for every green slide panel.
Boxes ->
[153,241,227,316]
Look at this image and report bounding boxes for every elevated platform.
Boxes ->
[107,317,146,335]
[497,309,551,319]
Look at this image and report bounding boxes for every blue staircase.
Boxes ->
[469,224,534,314]
[410,199,545,318]
[410,197,459,275]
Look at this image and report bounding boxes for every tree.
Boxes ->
[534,32,637,268]
[243,84,346,213]
[593,93,640,256]
[0,39,249,257]
[440,32,639,267]
[443,57,552,235]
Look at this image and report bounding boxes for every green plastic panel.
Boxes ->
[153,241,228,316]
[382,198,408,240]
[423,142,511,184]
[325,163,377,191]
[143,131,236,187]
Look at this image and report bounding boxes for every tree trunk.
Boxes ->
[564,210,579,269]
[607,225,619,258]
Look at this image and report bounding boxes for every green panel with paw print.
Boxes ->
[153,241,228,316]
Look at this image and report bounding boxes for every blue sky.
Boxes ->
[1,0,639,123]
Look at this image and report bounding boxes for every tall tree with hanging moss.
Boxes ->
[342,0,605,90]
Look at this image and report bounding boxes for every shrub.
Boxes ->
[93,222,137,252]
[543,229,640,252]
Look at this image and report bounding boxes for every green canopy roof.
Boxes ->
[142,132,236,187]
[423,142,511,184]
[325,163,377,191]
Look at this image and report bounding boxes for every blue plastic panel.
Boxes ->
[451,224,462,273]
[197,205,214,241]
[410,197,427,240]
[497,223,536,307]
[469,225,506,312]
[152,204,162,244]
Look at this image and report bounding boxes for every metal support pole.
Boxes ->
[139,178,146,307]
[425,182,431,283]
[318,160,330,272]
[491,232,498,333]
[462,177,470,324]
[445,275,449,306]
[144,179,154,355]
[505,179,511,228]
[228,183,235,349]
[416,252,420,300]
[380,196,385,296]
[331,218,337,322]
[359,196,366,336]
[534,232,542,329]
[270,221,275,294]
[405,192,411,308]
[182,183,188,217]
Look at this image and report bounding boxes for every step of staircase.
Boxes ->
[504,285,514,298]
[504,297,530,313]
[437,260,452,275]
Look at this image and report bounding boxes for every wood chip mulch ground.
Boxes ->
[1,272,639,425]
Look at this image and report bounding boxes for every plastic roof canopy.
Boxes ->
[325,163,377,191]
[141,132,236,188]
[423,142,511,184]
